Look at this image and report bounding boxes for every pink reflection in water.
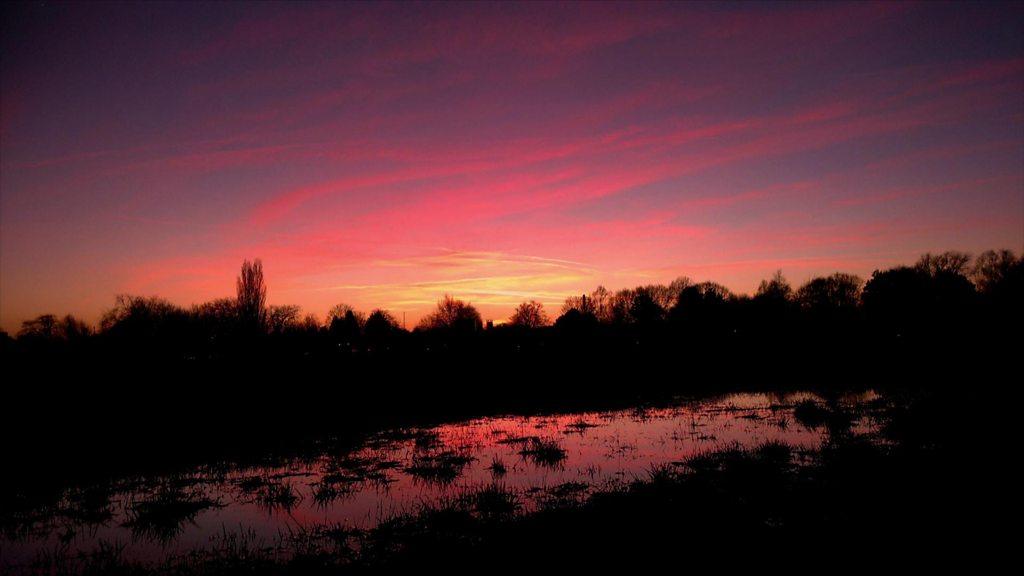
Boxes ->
[1,391,879,567]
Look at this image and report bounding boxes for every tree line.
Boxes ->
[3,249,1021,362]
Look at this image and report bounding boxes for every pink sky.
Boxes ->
[2,2,1022,331]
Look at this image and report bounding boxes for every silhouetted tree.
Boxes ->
[972,249,1023,303]
[670,282,732,330]
[236,259,267,333]
[18,314,57,341]
[0,331,12,356]
[747,270,794,336]
[755,270,792,304]
[608,289,636,324]
[553,307,599,333]
[328,304,365,348]
[267,305,302,334]
[590,286,613,323]
[629,289,667,326]
[915,251,971,277]
[193,298,237,322]
[795,273,862,313]
[863,253,977,338]
[100,295,191,356]
[327,304,364,326]
[364,309,402,349]
[101,295,187,335]
[300,313,321,332]
[642,280,690,311]
[862,266,930,336]
[794,273,862,335]
[190,298,239,355]
[6,248,1019,372]
[418,295,483,334]
[561,293,597,317]
[18,314,91,342]
[509,301,550,328]
[914,252,976,312]
[365,309,400,333]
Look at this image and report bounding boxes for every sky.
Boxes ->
[1,1,1022,331]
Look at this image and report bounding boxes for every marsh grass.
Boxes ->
[311,480,353,508]
[6,389,978,575]
[123,485,222,543]
[405,451,475,484]
[310,458,398,507]
[495,434,540,446]
[517,437,567,468]
[538,481,590,509]
[26,440,813,572]
[793,399,854,433]
[412,430,441,451]
[59,485,115,527]
[231,475,303,512]
[254,481,302,512]
[563,418,598,434]
[464,484,519,519]
[487,456,507,477]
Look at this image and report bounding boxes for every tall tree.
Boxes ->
[236,259,267,332]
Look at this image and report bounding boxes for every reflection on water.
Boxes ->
[1,391,880,568]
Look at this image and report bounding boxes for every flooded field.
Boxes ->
[1,391,882,570]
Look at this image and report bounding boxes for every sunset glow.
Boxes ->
[2,2,1022,330]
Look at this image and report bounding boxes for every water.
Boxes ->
[1,391,880,569]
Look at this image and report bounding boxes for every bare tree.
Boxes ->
[667,276,693,302]
[609,289,636,323]
[756,270,792,302]
[590,286,612,322]
[795,273,862,311]
[418,295,483,332]
[18,314,91,342]
[267,305,302,334]
[637,283,679,311]
[193,298,238,322]
[101,295,184,332]
[236,259,267,331]
[916,251,971,277]
[561,293,596,316]
[508,301,550,328]
[327,303,366,327]
[300,313,321,332]
[971,249,1019,293]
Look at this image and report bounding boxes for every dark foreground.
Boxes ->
[1,359,1010,574]
[3,248,1018,572]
